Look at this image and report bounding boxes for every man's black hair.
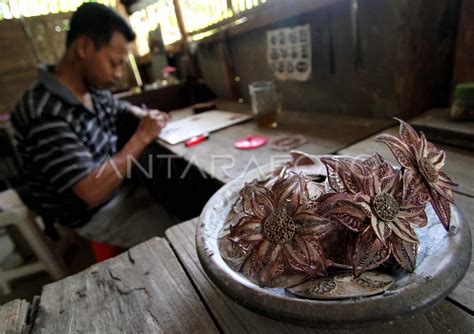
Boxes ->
[66,2,136,49]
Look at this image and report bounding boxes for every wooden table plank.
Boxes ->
[449,193,474,313]
[31,237,218,333]
[337,126,474,197]
[165,219,474,333]
[159,100,394,184]
[0,299,29,334]
[425,301,474,333]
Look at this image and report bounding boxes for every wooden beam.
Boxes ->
[196,0,344,45]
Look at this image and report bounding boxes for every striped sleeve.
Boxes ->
[113,96,131,115]
[27,120,96,193]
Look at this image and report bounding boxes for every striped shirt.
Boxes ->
[11,65,131,227]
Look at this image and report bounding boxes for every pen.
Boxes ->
[185,133,209,147]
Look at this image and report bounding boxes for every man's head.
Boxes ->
[66,3,136,89]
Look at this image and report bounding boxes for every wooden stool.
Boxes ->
[0,189,66,295]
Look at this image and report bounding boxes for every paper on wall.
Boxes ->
[266,24,311,81]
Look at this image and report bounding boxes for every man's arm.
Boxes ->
[72,110,168,208]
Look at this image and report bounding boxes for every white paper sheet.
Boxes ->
[158,110,252,145]
[267,24,312,81]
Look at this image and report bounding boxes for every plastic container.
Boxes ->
[451,83,474,121]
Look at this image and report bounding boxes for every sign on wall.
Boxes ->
[266,24,312,81]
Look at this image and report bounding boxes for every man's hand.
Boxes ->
[134,110,170,144]
[73,108,170,208]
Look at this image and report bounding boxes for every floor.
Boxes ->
[0,234,96,305]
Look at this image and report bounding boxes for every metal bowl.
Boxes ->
[196,167,472,328]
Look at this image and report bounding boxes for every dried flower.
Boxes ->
[319,155,427,275]
[227,171,333,287]
[376,119,457,230]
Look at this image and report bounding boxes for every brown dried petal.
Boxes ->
[294,218,334,239]
[271,173,306,214]
[380,173,399,194]
[371,215,391,244]
[316,193,367,232]
[257,244,285,286]
[218,234,250,271]
[428,150,446,170]
[290,150,318,166]
[321,157,368,194]
[326,208,366,232]
[402,170,430,206]
[375,134,415,169]
[430,188,452,231]
[395,118,420,145]
[352,228,391,277]
[389,218,419,244]
[361,153,385,170]
[408,210,428,228]
[284,235,329,278]
[438,171,458,189]
[390,236,418,272]
[320,157,350,193]
[399,205,425,219]
[239,181,274,219]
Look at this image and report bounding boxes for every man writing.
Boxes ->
[12,3,175,248]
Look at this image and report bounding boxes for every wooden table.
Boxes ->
[166,218,474,333]
[2,105,473,332]
[4,218,472,333]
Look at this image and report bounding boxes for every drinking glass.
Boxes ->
[249,81,281,128]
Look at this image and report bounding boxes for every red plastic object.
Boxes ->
[234,135,267,150]
[91,240,120,263]
[185,134,209,147]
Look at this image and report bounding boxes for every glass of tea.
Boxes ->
[249,81,281,128]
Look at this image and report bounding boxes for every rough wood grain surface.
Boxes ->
[394,0,460,116]
[165,219,474,333]
[337,126,474,197]
[452,0,474,95]
[160,100,394,184]
[0,299,29,334]
[31,237,218,333]
[449,192,474,313]
[0,19,37,115]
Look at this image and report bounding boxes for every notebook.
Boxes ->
[158,110,252,145]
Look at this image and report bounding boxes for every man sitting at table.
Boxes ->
[11,3,176,248]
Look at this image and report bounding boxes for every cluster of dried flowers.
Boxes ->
[220,119,458,288]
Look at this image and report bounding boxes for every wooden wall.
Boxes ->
[452,0,474,94]
[0,19,37,115]
[190,0,461,118]
[0,13,70,115]
[394,0,461,116]
[0,11,137,115]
